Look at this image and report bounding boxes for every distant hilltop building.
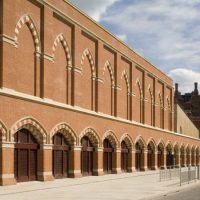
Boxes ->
[175,82,200,135]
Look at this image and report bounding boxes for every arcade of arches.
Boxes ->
[0,122,200,185]
[1,0,200,187]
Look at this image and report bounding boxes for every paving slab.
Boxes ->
[0,171,199,200]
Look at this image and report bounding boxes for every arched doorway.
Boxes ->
[121,141,129,172]
[174,146,179,167]
[135,142,144,171]
[53,133,70,179]
[191,148,195,166]
[103,139,114,174]
[186,147,190,167]
[157,144,164,169]
[166,145,174,168]
[14,129,39,182]
[180,146,185,167]
[196,149,199,166]
[147,143,155,170]
[81,136,94,176]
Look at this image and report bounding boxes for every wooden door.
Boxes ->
[14,129,38,182]
[135,143,142,170]
[53,133,69,179]
[157,146,163,168]
[147,144,154,169]
[81,136,94,176]
[103,139,113,174]
[166,149,174,168]
[121,141,129,172]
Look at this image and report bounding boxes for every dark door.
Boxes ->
[14,129,38,182]
[81,136,94,176]
[103,139,113,174]
[135,143,142,170]
[166,148,174,168]
[147,144,153,170]
[181,150,185,167]
[53,133,70,179]
[121,141,129,172]
[157,146,163,168]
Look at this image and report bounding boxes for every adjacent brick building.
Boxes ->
[0,0,199,185]
[175,82,200,135]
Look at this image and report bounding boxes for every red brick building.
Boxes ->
[0,0,199,185]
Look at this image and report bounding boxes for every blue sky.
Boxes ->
[69,0,200,93]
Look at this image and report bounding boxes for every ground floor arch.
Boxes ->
[121,140,129,172]
[166,144,174,168]
[174,146,179,167]
[81,136,94,176]
[180,146,185,167]
[135,142,144,171]
[186,147,191,167]
[14,128,39,182]
[53,132,70,179]
[157,144,164,169]
[147,142,155,170]
[103,138,114,174]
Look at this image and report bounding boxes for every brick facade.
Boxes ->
[0,0,199,185]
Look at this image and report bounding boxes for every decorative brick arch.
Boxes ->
[147,85,154,103]
[166,141,173,152]
[135,79,143,100]
[79,127,100,147]
[195,146,199,153]
[166,96,171,110]
[103,61,115,87]
[52,33,72,67]
[121,70,130,93]
[50,123,77,146]
[14,14,40,52]
[120,133,134,149]
[173,142,180,153]
[81,48,96,77]
[0,121,8,142]
[102,130,119,149]
[157,139,165,150]
[180,144,186,153]
[134,135,146,149]
[10,117,48,144]
[147,138,156,150]
[186,145,191,153]
[191,145,195,153]
[158,92,164,108]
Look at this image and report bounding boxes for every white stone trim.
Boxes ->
[0,174,14,179]
[37,171,52,176]
[40,144,53,150]
[93,169,103,173]
[0,142,15,148]
[0,34,16,47]
[69,170,81,174]
[73,146,82,151]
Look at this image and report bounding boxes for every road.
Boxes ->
[153,184,200,200]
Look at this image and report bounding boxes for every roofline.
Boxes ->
[65,0,172,82]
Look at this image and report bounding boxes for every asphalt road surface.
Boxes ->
[154,184,200,200]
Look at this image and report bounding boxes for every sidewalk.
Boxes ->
[0,171,199,200]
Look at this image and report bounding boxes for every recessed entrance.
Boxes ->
[53,133,70,179]
[103,139,113,174]
[121,141,129,172]
[81,136,94,176]
[135,142,143,171]
[147,143,155,170]
[14,129,39,182]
